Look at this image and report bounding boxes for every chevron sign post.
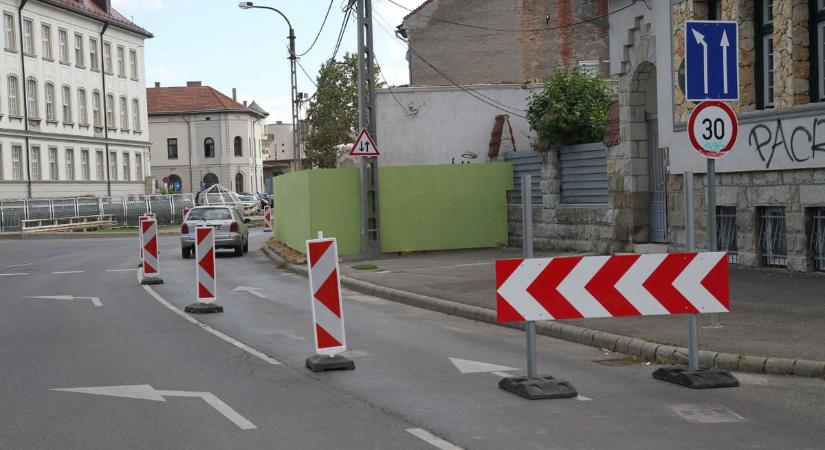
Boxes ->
[139,219,163,285]
[496,252,729,322]
[185,227,223,314]
[304,234,354,372]
[263,206,272,232]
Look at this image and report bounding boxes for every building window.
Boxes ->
[132,99,140,131]
[74,33,84,67]
[92,91,101,127]
[7,75,19,116]
[4,13,15,51]
[41,23,52,59]
[30,146,41,180]
[109,151,117,181]
[119,96,128,130]
[810,207,825,271]
[65,148,74,181]
[12,145,22,180]
[45,82,55,122]
[707,0,722,20]
[89,37,98,70]
[48,147,58,180]
[758,206,786,267]
[167,138,178,159]
[103,41,112,72]
[80,149,89,181]
[756,0,774,108]
[204,137,215,158]
[116,45,125,76]
[58,29,68,64]
[95,150,104,180]
[22,18,33,55]
[78,89,88,125]
[106,93,115,127]
[26,78,38,119]
[136,154,143,180]
[122,152,130,181]
[717,206,738,263]
[62,85,72,123]
[129,48,137,79]
[234,136,243,157]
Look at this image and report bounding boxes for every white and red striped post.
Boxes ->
[184,226,223,314]
[182,207,190,221]
[139,218,164,285]
[263,205,272,232]
[137,214,153,268]
[304,232,354,372]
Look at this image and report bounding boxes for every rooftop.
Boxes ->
[42,0,153,38]
[147,82,268,117]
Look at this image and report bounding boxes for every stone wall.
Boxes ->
[774,0,810,108]
[666,169,825,272]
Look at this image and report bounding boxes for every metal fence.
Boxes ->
[717,206,738,263]
[758,206,787,267]
[504,150,542,205]
[0,193,194,232]
[811,207,825,272]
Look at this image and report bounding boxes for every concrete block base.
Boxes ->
[305,354,355,372]
[652,367,739,389]
[498,376,578,400]
[140,277,164,285]
[184,303,224,314]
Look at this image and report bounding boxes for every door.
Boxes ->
[647,114,668,243]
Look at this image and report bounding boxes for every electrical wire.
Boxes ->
[372,53,413,115]
[385,0,638,33]
[297,60,319,87]
[330,0,355,61]
[297,0,335,57]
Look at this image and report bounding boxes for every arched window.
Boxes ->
[235,172,244,193]
[119,96,128,130]
[168,174,182,192]
[203,173,218,188]
[204,137,215,158]
[77,88,87,125]
[234,136,242,157]
[92,90,101,127]
[26,77,38,118]
[44,82,55,121]
[7,76,19,116]
[105,92,115,127]
[61,85,72,123]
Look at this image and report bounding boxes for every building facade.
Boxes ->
[147,82,268,194]
[0,0,152,200]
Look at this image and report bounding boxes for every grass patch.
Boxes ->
[352,263,379,271]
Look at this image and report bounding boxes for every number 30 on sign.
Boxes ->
[688,100,738,159]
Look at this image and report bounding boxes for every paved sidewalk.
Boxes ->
[339,248,825,363]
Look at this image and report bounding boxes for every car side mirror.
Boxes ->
[243,218,251,224]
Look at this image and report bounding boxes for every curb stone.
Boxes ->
[262,246,825,379]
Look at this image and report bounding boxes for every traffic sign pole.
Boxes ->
[707,159,722,328]
[684,172,699,371]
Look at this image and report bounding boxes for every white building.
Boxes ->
[0,0,152,200]
[147,82,268,194]
[264,121,295,161]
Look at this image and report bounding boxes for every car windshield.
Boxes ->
[187,208,232,221]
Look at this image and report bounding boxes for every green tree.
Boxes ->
[526,68,615,148]
[304,53,383,168]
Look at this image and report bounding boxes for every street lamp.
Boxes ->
[238,1,301,171]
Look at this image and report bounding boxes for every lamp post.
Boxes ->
[238,1,301,171]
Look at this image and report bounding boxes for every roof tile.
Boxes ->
[147,85,266,116]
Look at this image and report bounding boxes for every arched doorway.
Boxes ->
[168,174,182,192]
[203,173,218,189]
[235,172,244,193]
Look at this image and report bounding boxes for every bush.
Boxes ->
[527,69,615,149]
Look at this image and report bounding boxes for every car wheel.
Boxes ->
[243,239,249,253]
[235,243,243,257]
[181,247,191,259]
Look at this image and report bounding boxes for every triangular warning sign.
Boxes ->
[349,128,380,156]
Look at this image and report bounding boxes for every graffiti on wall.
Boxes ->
[748,118,825,169]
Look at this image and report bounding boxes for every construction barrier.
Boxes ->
[139,218,163,285]
[304,233,354,372]
[185,226,223,314]
[263,206,272,232]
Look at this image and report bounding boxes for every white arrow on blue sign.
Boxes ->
[685,21,739,102]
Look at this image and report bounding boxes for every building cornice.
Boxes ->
[0,127,151,147]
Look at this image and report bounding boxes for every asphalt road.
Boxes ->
[1,231,824,449]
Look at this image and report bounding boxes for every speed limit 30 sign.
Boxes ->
[688,100,738,159]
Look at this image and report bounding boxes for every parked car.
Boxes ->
[180,205,250,258]
[237,193,261,215]
[257,192,273,209]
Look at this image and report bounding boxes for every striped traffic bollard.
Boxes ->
[185,226,223,314]
[182,207,190,221]
[139,218,164,285]
[304,232,354,372]
[263,205,272,232]
[137,214,150,268]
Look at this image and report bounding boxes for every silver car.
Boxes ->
[180,206,250,258]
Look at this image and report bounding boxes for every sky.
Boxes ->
[111,0,422,122]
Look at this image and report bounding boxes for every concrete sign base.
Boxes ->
[305,354,355,373]
[184,303,224,314]
[498,376,578,400]
[652,366,739,389]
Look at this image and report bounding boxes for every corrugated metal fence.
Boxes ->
[504,150,542,205]
[0,194,194,232]
[559,142,608,204]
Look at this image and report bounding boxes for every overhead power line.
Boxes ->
[297,0,335,57]
[329,2,354,61]
[297,60,318,87]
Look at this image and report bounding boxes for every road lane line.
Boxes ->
[6,263,32,269]
[52,271,84,274]
[140,277,281,366]
[106,268,139,272]
[406,428,464,450]
[0,273,28,276]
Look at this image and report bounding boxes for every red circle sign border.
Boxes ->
[688,100,738,159]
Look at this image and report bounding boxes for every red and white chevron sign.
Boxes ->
[196,227,216,302]
[306,237,347,355]
[263,206,272,232]
[141,219,160,276]
[496,252,729,322]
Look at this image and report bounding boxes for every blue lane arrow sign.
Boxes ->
[685,21,739,101]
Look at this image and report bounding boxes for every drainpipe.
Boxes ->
[18,0,31,198]
[100,22,111,196]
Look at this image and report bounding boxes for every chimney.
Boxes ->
[243,101,247,107]
[186,81,202,87]
[154,82,160,88]
[232,88,237,101]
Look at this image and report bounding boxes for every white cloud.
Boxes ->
[147,65,177,85]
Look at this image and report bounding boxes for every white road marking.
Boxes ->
[277,330,308,341]
[449,357,519,375]
[231,285,266,298]
[106,268,139,272]
[51,385,257,430]
[575,395,593,402]
[0,272,29,277]
[25,295,102,307]
[491,371,515,378]
[52,271,84,274]
[6,263,32,269]
[339,349,371,358]
[140,277,280,366]
[669,403,745,424]
[406,428,465,450]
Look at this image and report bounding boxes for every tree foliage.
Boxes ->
[526,69,615,148]
[304,53,383,168]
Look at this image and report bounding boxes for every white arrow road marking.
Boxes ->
[26,295,102,307]
[672,252,727,313]
[692,29,709,94]
[231,285,266,298]
[449,357,519,375]
[720,30,730,94]
[406,428,465,450]
[496,258,555,320]
[51,385,257,430]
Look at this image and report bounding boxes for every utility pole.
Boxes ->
[288,28,301,172]
[356,0,381,259]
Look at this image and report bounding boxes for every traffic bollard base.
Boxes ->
[184,303,224,314]
[138,262,143,268]
[652,366,739,389]
[263,229,272,233]
[140,277,164,285]
[498,376,578,400]
[305,354,355,373]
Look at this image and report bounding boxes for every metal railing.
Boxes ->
[811,208,825,272]
[717,206,738,263]
[0,193,194,232]
[758,206,787,267]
